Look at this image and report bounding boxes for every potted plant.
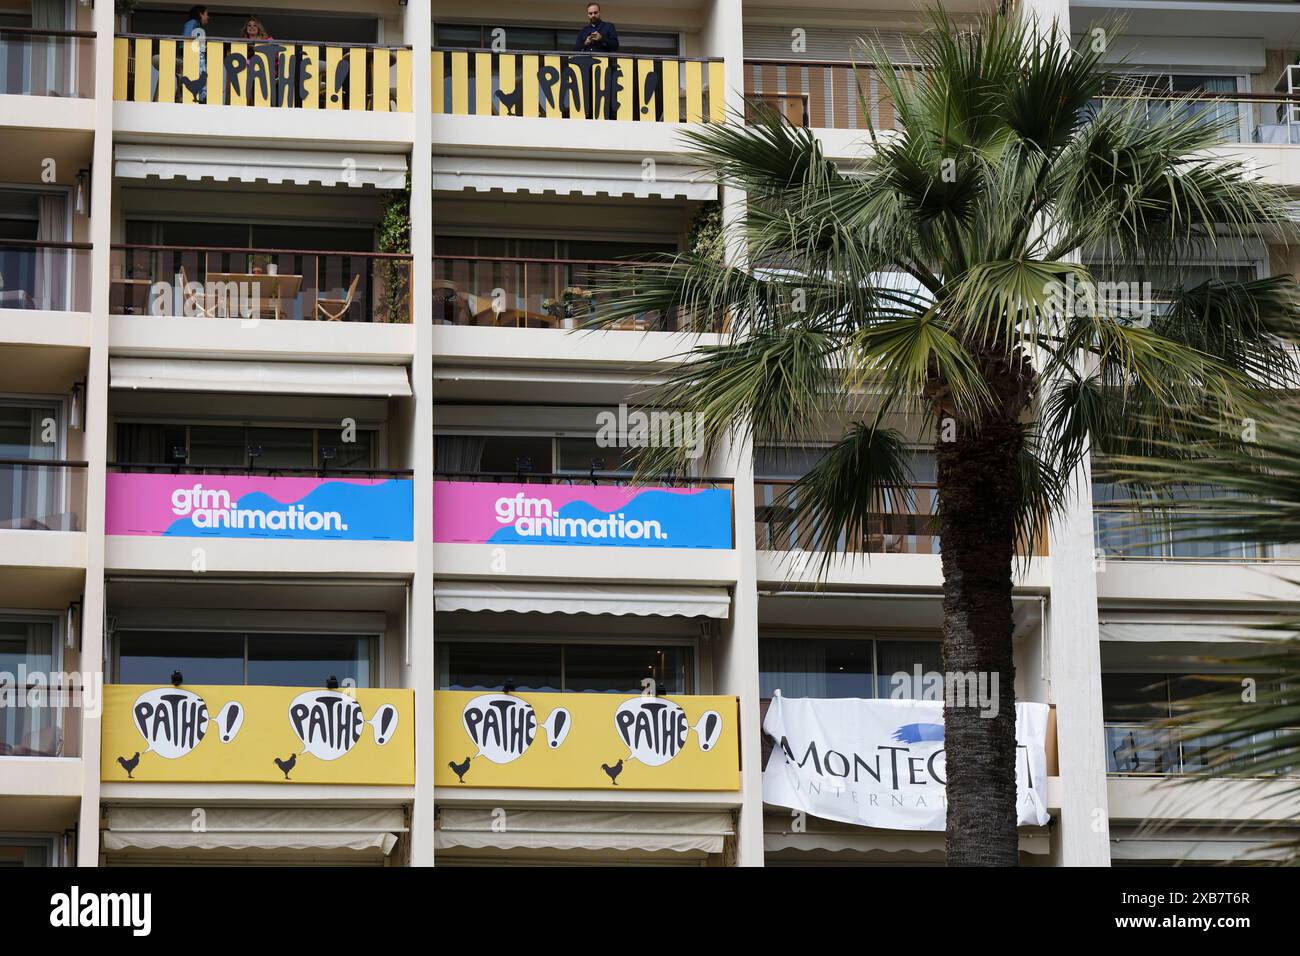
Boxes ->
[543,286,595,329]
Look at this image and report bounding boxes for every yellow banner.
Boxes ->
[434,691,739,791]
[101,684,414,785]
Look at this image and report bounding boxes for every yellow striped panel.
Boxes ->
[394,49,411,112]
[708,61,725,123]
[226,42,247,106]
[522,54,539,117]
[325,46,344,109]
[684,61,704,123]
[431,50,445,113]
[253,44,271,107]
[132,37,151,103]
[542,55,561,117]
[615,57,634,121]
[472,52,491,116]
[113,37,128,100]
[158,39,178,103]
[297,45,317,109]
[636,57,658,120]
[566,59,585,121]
[660,58,680,123]
[202,40,219,105]
[349,46,366,110]
[181,39,200,104]
[371,47,390,112]
[450,50,469,115]
[497,54,516,116]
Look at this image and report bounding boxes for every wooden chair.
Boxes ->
[178,265,211,317]
[317,274,360,321]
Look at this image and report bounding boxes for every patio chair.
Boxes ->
[177,265,211,317]
[316,274,360,321]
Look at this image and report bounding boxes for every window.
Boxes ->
[435,434,636,476]
[1092,478,1268,560]
[1092,73,1246,143]
[114,423,376,471]
[115,631,375,687]
[0,615,61,757]
[440,641,692,695]
[434,24,681,58]
[759,636,942,700]
[0,836,55,867]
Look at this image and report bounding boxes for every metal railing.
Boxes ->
[433,47,724,122]
[744,59,908,130]
[112,33,412,110]
[1105,721,1297,776]
[1093,506,1272,562]
[110,243,412,323]
[435,470,731,488]
[1094,91,1300,145]
[109,462,413,478]
[433,254,673,330]
[0,457,87,532]
[0,26,95,97]
[0,239,92,312]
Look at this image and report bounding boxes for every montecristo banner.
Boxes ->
[101,684,415,785]
[434,690,740,791]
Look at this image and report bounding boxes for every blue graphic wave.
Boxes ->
[485,489,731,549]
[162,480,414,541]
[892,722,945,744]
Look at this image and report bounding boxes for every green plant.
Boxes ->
[687,201,724,261]
[376,176,411,323]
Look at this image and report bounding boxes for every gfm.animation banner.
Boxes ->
[433,481,733,549]
[101,685,414,785]
[762,696,1051,830]
[434,691,740,790]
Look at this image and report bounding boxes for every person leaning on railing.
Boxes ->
[182,5,209,103]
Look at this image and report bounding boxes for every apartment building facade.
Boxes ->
[0,0,1297,867]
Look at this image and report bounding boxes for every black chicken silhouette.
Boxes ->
[448,756,472,782]
[117,752,140,778]
[274,753,297,780]
[601,758,624,785]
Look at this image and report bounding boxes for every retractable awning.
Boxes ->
[103,806,406,854]
[763,819,1050,856]
[110,357,412,397]
[434,581,731,619]
[114,144,408,189]
[1099,620,1295,643]
[436,808,733,854]
[433,155,716,200]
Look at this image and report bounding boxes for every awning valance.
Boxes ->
[434,581,731,619]
[114,144,408,189]
[1099,620,1295,643]
[110,357,412,397]
[763,819,1050,856]
[436,808,732,854]
[103,806,406,854]
[433,156,716,200]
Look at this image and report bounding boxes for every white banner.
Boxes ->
[762,695,1051,831]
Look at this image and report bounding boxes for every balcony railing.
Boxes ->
[1093,505,1272,562]
[433,254,674,330]
[744,59,904,130]
[0,27,95,97]
[0,240,92,312]
[755,479,1048,556]
[110,244,412,323]
[109,463,413,478]
[0,457,87,532]
[1105,721,1297,776]
[433,48,724,122]
[112,34,412,110]
[0,683,72,758]
[1094,91,1300,145]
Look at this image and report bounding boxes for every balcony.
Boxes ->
[755,479,939,554]
[110,244,412,324]
[0,457,86,532]
[112,34,411,111]
[744,59,901,130]
[0,240,92,313]
[0,26,94,97]
[433,254,674,331]
[1105,721,1297,777]
[1095,88,1300,146]
[1093,503,1271,562]
[433,48,724,123]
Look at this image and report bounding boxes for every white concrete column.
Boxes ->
[405,3,436,868]
[75,0,117,867]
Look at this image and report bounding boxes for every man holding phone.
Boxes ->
[575,3,619,52]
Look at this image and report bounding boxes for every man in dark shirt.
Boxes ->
[575,3,619,53]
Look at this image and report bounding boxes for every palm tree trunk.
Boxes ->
[934,414,1023,866]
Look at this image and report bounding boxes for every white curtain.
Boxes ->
[434,435,487,474]
[33,193,67,310]
[30,0,69,96]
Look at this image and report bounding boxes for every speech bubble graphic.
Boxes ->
[543,706,572,748]
[215,700,244,743]
[461,694,570,764]
[614,697,690,767]
[130,688,210,759]
[369,703,399,745]
[693,710,723,752]
[288,690,367,761]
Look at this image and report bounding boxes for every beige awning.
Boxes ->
[434,581,731,619]
[110,357,412,397]
[115,144,408,189]
[103,806,406,854]
[764,816,1050,856]
[433,155,716,200]
[436,807,733,854]
[1099,620,1295,643]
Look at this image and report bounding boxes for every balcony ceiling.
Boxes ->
[1071,0,1300,42]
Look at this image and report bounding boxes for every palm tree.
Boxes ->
[594,7,1299,864]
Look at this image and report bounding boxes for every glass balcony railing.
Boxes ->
[0,27,95,97]
[1092,92,1300,145]
[1105,721,1297,776]
[1093,506,1270,561]
[0,240,92,312]
[0,458,86,532]
[432,48,724,122]
[433,255,674,330]
[112,34,412,111]
[0,690,70,758]
[744,59,903,130]
[110,244,412,323]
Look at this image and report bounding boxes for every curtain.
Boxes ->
[30,0,68,96]
[34,193,67,310]
[0,619,57,755]
[759,638,828,698]
[434,435,487,475]
[114,423,167,465]
[875,640,944,699]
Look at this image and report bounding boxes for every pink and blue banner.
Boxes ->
[433,481,733,549]
[106,473,414,541]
